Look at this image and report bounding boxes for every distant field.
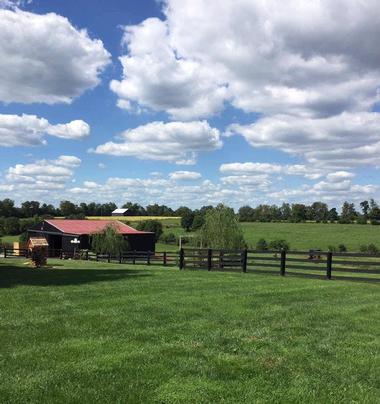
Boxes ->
[241,222,380,251]
[85,216,181,223]
[0,235,20,245]
[0,258,379,402]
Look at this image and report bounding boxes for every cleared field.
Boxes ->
[85,216,181,223]
[0,258,379,403]
[241,222,380,251]
[0,235,20,245]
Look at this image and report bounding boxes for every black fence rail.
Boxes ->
[179,248,380,280]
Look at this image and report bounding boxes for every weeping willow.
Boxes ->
[91,224,130,255]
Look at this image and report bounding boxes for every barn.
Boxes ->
[112,208,129,216]
[27,220,155,253]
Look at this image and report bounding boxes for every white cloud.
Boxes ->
[169,171,202,181]
[93,120,222,164]
[110,18,229,120]
[220,162,324,180]
[0,114,90,147]
[227,112,380,168]
[110,0,380,119]
[0,8,110,104]
[326,171,355,183]
[4,155,81,193]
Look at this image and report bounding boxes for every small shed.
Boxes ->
[27,237,49,267]
[112,208,129,217]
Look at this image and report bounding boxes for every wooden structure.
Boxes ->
[27,237,49,267]
[112,208,129,216]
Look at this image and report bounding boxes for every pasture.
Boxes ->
[0,258,379,403]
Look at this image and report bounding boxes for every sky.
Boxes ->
[0,0,380,209]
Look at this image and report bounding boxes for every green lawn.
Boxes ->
[1,234,20,245]
[0,259,379,403]
[241,222,380,251]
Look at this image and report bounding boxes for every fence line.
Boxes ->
[2,246,380,280]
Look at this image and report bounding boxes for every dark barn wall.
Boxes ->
[126,233,155,252]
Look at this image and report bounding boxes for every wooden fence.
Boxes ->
[179,248,380,279]
[2,246,380,280]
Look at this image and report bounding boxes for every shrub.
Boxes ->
[268,239,290,251]
[338,244,347,252]
[360,244,379,255]
[356,216,368,225]
[136,220,163,242]
[256,238,268,251]
[327,245,337,252]
[160,232,177,244]
[91,224,130,255]
[370,219,380,225]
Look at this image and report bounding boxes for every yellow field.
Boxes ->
[86,216,181,221]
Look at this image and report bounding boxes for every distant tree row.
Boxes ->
[1,198,380,226]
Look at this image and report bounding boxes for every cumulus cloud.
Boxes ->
[0,8,110,104]
[0,114,90,147]
[93,120,222,164]
[220,162,324,180]
[110,18,229,119]
[227,112,380,168]
[169,171,202,181]
[4,155,81,194]
[110,0,380,119]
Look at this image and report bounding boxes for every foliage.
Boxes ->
[268,239,290,251]
[356,216,368,225]
[191,213,205,230]
[327,245,337,252]
[19,232,29,244]
[359,244,379,255]
[160,232,177,244]
[29,247,47,268]
[200,204,246,249]
[256,238,268,251]
[180,209,194,231]
[338,244,347,252]
[136,220,163,241]
[91,224,129,255]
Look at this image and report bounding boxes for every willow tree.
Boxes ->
[200,204,246,249]
[91,224,129,255]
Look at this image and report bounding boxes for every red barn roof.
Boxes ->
[45,220,151,235]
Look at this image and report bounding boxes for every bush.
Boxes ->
[338,244,347,252]
[356,216,368,225]
[136,220,163,242]
[256,238,268,251]
[370,219,380,225]
[268,239,290,251]
[327,245,337,252]
[160,232,177,244]
[360,244,379,255]
[91,224,130,254]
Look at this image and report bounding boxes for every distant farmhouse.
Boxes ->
[27,220,155,253]
[112,208,129,216]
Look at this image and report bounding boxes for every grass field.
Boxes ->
[0,258,379,403]
[85,216,181,223]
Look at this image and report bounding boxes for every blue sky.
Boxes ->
[1,0,380,209]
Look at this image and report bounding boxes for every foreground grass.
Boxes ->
[0,259,379,403]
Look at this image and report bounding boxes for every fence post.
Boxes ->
[280,249,286,276]
[133,251,136,265]
[207,248,212,271]
[219,250,224,270]
[119,253,122,264]
[179,248,184,270]
[242,249,248,273]
[96,252,99,262]
[163,251,167,266]
[326,251,333,280]
[4,248,7,258]
[147,251,151,265]
[108,253,111,263]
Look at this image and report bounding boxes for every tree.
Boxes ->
[340,202,357,223]
[238,206,255,222]
[191,212,205,230]
[268,239,290,251]
[291,204,307,222]
[122,202,146,216]
[368,199,380,221]
[181,210,194,231]
[328,208,339,222]
[360,200,370,217]
[20,201,40,218]
[91,224,129,254]
[0,199,16,217]
[59,200,78,217]
[136,220,163,241]
[310,202,329,222]
[200,204,246,249]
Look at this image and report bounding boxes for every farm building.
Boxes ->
[112,208,129,216]
[27,220,155,252]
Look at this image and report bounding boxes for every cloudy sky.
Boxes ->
[0,0,380,209]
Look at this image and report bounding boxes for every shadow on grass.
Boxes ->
[0,265,151,288]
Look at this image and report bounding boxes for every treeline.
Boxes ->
[238,200,380,224]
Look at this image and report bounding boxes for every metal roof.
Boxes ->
[112,208,128,214]
[45,220,151,235]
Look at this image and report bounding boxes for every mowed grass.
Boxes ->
[241,222,380,251]
[0,259,379,403]
[85,216,181,224]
